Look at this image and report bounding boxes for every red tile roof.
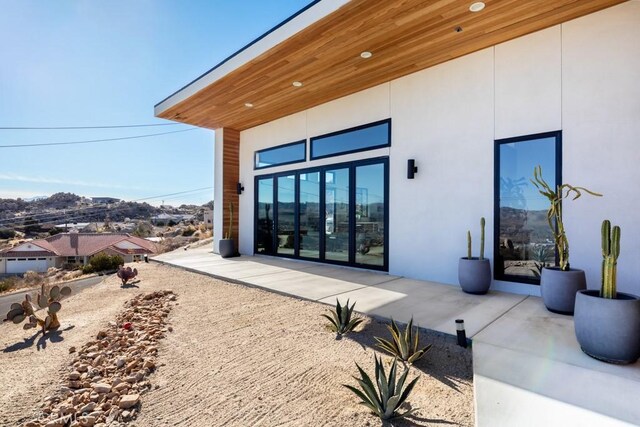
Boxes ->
[1,233,156,258]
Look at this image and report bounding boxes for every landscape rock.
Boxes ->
[92,383,111,394]
[118,394,139,409]
[21,290,176,427]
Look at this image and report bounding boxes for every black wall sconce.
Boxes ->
[237,182,245,195]
[407,159,418,179]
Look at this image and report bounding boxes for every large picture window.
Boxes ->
[255,140,306,169]
[310,119,391,160]
[254,157,388,271]
[494,131,561,284]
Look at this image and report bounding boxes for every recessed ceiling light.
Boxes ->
[360,51,372,59]
[292,81,303,87]
[244,103,253,108]
[469,2,485,12]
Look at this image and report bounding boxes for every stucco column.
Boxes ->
[213,128,240,254]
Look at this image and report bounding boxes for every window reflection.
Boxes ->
[497,134,559,282]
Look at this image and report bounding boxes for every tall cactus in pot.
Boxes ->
[601,220,621,299]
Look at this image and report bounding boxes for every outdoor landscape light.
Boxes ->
[469,2,485,12]
[360,51,372,59]
[237,182,245,195]
[292,81,303,87]
[407,159,418,179]
[456,319,468,348]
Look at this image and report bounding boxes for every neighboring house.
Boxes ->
[203,208,213,230]
[0,232,156,274]
[150,213,195,225]
[155,0,639,297]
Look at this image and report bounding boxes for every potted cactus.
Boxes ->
[531,166,601,314]
[218,201,236,258]
[574,221,640,364]
[458,217,491,294]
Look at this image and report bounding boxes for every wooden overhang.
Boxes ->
[155,0,625,131]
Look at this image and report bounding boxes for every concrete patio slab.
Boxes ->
[473,297,640,426]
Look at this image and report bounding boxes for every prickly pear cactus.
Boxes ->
[3,283,71,334]
[117,266,138,286]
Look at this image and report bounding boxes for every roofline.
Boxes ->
[1,240,59,255]
[154,0,349,117]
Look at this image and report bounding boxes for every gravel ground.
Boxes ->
[0,263,473,427]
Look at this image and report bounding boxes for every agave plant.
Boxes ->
[374,317,432,364]
[343,356,419,420]
[321,299,363,336]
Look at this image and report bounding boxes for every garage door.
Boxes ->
[6,258,48,274]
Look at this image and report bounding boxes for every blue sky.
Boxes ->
[0,0,311,206]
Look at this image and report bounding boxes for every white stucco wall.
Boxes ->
[235,1,640,296]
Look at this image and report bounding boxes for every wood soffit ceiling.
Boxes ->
[156,0,626,131]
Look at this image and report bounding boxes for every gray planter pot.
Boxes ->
[540,267,586,315]
[218,239,236,258]
[458,257,491,295]
[574,290,640,364]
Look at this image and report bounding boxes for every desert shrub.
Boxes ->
[182,225,197,237]
[48,227,64,236]
[0,228,16,239]
[89,253,124,272]
[23,271,45,286]
[0,277,18,292]
[82,264,95,274]
[46,267,58,277]
[62,270,83,281]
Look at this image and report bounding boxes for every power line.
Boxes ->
[0,123,183,130]
[0,128,197,148]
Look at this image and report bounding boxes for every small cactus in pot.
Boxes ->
[3,283,71,335]
[459,217,491,294]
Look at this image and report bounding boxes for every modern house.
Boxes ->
[155,0,638,298]
[0,232,156,274]
[154,1,639,424]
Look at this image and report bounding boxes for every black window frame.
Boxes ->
[254,156,389,272]
[494,130,562,285]
[254,139,307,170]
[310,119,391,161]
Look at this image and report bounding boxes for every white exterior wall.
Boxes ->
[236,2,640,296]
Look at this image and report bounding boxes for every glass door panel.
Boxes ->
[276,175,296,255]
[355,163,385,266]
[324,168,350,262]
[256,178,274,254]
[299,172,320,259]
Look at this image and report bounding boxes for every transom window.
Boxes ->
[494,131,562,284]
[254,140,306,169]
[310,119,391,160]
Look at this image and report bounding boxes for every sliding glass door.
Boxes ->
[254,157,388,271]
